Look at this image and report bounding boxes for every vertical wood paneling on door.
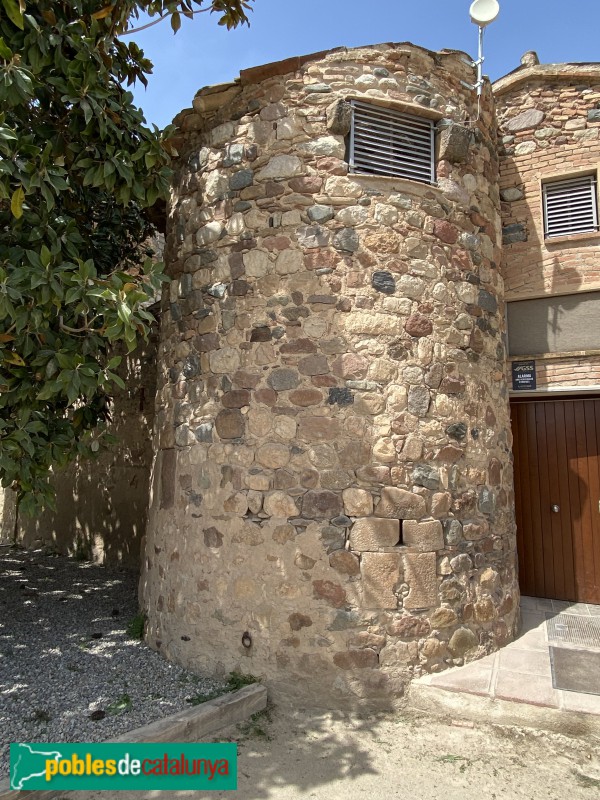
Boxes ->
[544,402,566,599]
[593,401,600,603]
[553,401,577,601]
[526,402,545,597]
[565,402,586,602]
[535,402,555,599]
[511,397,600,603]
[583,400,600,603]
[511,404,524,589]
[574,401,596,601]
[514,403,535,596]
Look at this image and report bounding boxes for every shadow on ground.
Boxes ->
[63,703,600,800]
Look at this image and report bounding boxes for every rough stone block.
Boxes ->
[405,314,433,339]
[326,99,352,135]
[288,613,312,630]
[402,519,444,551]
[203,527,223,548]
[222,390,251,408]
[342,488,373,517]
[349,631,386,650]
[429,607,458,628]
[320,525,346,553]
[209,347,241,374]
[448,627,478,656]
[257,443,290,469]
[328,387,354,406]
[343,312,401,336]
[333,650,378,669]
[215,409,245,439]
[301,490,343,519]
[412,464,440,490]
[474,597,496,622]
[298,354,329,376]
[263,491,298,519]
[312,579,347,608]
[376,488,426,520]
[437,122,472,163]
[387,615,430,638]
[371,271,396,294]
[430,492,451,517]
[502,223,527,244]
[299,136,345,158]
[505,108,544,132]
[403,552,438,610]
[433,218,458,243]
[500,187,523,202]
[463,520,488,540]
[329,550,360,576]
[333,227,359,253]
[256,155,303,180]
[361,552,402,609]
[350,518,400,551]
[298,416,340,441]
[267,368,300,391]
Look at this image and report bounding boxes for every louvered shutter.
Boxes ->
[543,174,599,238]
[349,101,435,184]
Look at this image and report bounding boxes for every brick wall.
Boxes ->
[495,67,600,301]
[508,352,600,393]
[496,64,600,392]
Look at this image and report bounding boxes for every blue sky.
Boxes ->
[129,0,600,129]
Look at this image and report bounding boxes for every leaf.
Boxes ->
[10,186,24,218]
[2,0,24,29]
[0,37,12,60]
[170,11,181,33]
[106,371,125,390]
[4,352,25,366]
[80,99,93,126]
[91,5,114,20]
[0,333,15,343]
[40,245,51,268]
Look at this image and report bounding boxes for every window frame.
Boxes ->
[348,100,436,185]
[542,172,599,240]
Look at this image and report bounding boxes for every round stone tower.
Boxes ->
[141,42,519,708]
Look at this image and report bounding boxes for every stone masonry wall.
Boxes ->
[141,43,519,708]
[12,338,157,569]
[495,64,600,391]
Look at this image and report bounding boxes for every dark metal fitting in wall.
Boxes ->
[242,632,252,648]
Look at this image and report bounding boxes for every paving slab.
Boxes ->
[410,596,600,734]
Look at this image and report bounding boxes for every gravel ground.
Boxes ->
[0,547,226,778]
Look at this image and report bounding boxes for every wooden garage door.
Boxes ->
[510,398,600,604]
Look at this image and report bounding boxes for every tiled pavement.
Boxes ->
[414,596,600,717]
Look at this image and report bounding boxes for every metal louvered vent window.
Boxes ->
[543,174,599,238]
[349,100,435,184]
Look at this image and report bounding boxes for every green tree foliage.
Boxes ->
[0,0,252,512]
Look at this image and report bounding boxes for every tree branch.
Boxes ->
[121,8,209,36]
